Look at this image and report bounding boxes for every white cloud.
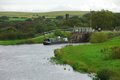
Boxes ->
[0,0,120,12]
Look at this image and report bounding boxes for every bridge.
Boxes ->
[39,27,94,43]
[70,27,94,43]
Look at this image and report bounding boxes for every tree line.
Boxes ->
[0,10,120,40]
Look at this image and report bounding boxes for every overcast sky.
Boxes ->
[0,0,120,12]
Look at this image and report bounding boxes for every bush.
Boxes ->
[0,32,35,40]
[111,46,120,59]
[97,69,112,80]
[90,32,108,43]
[54,29,65,37]
[17,39,36,44]
[0,16,9,21]
[101,46,120,59]
[54,49,63,60]
[23,39,35,44]
[107,32,120,39]
[54,29,71,38]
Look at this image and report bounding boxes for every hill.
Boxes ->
[0,11,89,18]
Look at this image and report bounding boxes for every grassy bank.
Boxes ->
[0,33,54,45]
[54,37,120,80]
[0,29,71,45]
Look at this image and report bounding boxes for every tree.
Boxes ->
[114,13,120,27]
[82,13,91,27]
[0,16,9,22]
[26,18,32,21]
[91,10,115,30]
[62,16,81,27]
[56,16,64,20]
[65,14,69,20]
[0,26,17,33]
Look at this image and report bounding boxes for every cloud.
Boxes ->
[0,0,120,12]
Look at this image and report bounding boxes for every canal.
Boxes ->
[0,44,92,80]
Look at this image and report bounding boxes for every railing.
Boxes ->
[73,27,94,33]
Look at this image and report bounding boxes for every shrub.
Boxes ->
[0,16,9,21]
[17,39,35,44]
[54,49,63,60]
[0,32,35,40]
[101,47,112,59]
[101,46,120,59]
[107,32,120,39]
[54,29,63,36]
[97,69,112,80]
[54,29,71,38]
[24,39,35,44]
[90,32,108,43]
[111,46,120,59]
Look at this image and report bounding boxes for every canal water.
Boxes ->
[0,44,92,80]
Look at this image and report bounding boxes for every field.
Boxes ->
[9,17,27,21]
[0,11,89,18]
[54,37,120,80]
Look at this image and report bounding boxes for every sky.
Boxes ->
[0,0,120,12]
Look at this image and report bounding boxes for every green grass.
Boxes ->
[0,11,88,18]
[9,18,27,21]
[0,33,54,45]
[54,37,120,80]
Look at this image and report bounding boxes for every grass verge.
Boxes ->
[53,37,120,80]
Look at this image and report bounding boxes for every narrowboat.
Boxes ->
[43,37,68,45]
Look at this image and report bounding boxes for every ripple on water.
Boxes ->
[0,44,92,80]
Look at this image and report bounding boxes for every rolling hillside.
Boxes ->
[0,11,89,18]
